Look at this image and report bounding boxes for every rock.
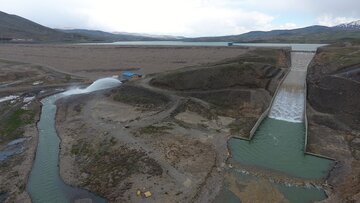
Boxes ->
[353,150,360,160]
[144,191,152,198]
[307,47,360,131]
[351,138,360,150]
[136,190,141,196]
[183,178,192,187]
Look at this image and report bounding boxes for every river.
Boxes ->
[27,78,121,203]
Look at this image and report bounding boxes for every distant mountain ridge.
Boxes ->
[60,29,184,42]
[59,29,158,42]
[0,9,359,44]
[335,20,360,30]
[112,32,185,40]
[0,11,88,42]
[0,10,183,43]
[186,20,360,43]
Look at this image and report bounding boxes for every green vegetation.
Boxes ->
[318,45,360,68]
[0,109,35,144]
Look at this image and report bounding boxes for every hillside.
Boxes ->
[186,24,360,43]
[0,11,89,42]
[59,29,180,42]
[1,9,360,44]
[335,20,360,30]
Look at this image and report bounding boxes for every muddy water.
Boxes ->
[27,78,121,203]
[222,51,334,202]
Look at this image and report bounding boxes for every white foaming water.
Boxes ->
[268,88,305,123]
[268,52,315,123]
[62,77,121,96]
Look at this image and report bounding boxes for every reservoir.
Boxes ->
[78,41,326,51]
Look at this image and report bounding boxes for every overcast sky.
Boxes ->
[1,0,360,37]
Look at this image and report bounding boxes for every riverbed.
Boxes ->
[27,78,121,203]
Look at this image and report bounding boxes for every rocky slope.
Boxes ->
[150,48,290,137]
[307,43,360,131]
[306,43,360,202]
[150,48,290,94]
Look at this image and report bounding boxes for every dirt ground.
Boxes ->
[52,48,288,203]
[0,45,288,203]
[0,57,87,202]
[0,44,248,79]
[3,44,354,203]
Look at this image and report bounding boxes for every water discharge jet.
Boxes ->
[62,77,122,96]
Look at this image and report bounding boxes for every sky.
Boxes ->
[1,0,360,37]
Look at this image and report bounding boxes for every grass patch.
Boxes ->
[0,109,35,144]
[318,46,360,68]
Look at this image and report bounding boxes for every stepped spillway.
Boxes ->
[225,49,334,203]
[269,52,314,123]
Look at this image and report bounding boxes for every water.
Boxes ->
[77,41,326,51]
[27,78,122,203]
[0,138,27,161]
[62,77,121,96]
[234,43,325,52]
[79,41,230,46]
[222,50,333,202]
[229,118,333,179]
[269,52,314,122]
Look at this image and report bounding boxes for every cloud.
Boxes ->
[1,0,359,36]
[79,0,277,36]
[317,15,358,26]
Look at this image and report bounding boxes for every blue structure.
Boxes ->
[122,71,142,79]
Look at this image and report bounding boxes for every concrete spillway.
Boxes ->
[225,50,334,203]
[230,51,333,179]
[269,52,315,123]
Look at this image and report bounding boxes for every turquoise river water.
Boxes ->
[27,78,121,203]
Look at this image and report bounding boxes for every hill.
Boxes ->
[335,20,360,30]
[186,24,360,44]
[0,11,89,42]
[59,29,182,42]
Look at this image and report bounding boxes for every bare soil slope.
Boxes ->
[307,43,360,202]
[0,44,249,79]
